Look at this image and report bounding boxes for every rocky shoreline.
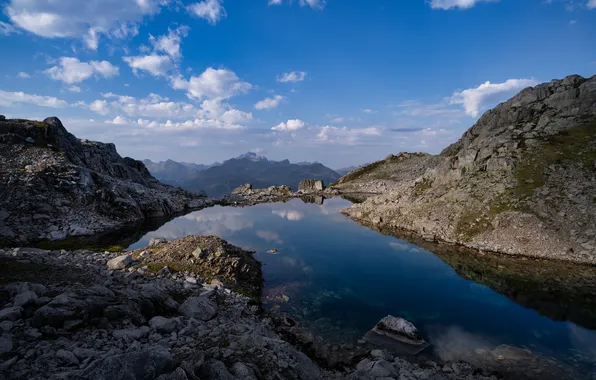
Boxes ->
[330,75,596,265]
[0,238,509,380]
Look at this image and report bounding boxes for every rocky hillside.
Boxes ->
[331,74,596,264]
[0,117,206,246]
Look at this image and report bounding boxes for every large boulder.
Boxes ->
[76,346,174,380]
[364,315,428,355]
[107,255,133,270]
[298,179,324,193]
[178,296,218,321]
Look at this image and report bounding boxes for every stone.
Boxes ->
[358,359,397,378]
[149,316,179,334]
[113,328,145,340]
[63,319,84,331]
[149,238,167,247]
[490,345,533,361]
[0,306,23,322]
[13,290,38,307]
[185,276,198,285]
[77,345,175,380]
[25,328,42,339]
[56,349,80,366]
[0,321,14,332]
[107,255,133,270]
[0,335,12,354]
[25,137,35,144]
[192,248,204,260]
[232,184,252,195]
[368,315,425,345]
[178,296,218,321]
[298,179,324,193]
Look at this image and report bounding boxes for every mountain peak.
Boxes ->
[235,152,268,162]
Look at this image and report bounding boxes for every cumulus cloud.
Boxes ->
[255,95,285,110]
[316,126,381,144]
[449,78,538,117]
[17,72,30,79]
[123,54,174,77]
[4,0,168,48]
[89,100,110,115]
[272,119,306,131]
[277,71,307,83]
[171,68,252,100]
[188,0,227,24]
[429,0,497,10]
[150,25,189,59]
[0,89,68,108]
[44,57,119,84]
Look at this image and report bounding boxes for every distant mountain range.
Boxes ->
[335,165,365,176]
[143,152,341,197]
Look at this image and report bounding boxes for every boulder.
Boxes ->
[0,306,23,322]
[232,184,252,195]
[76,346,174,380]
[107,255,133,270]
[178,296,218,321]
[364,315,428,355]
[56,349,80,366]
[149,316,179,334]
[149,238,167,247]
[298,179,324,193]
[0,335,12,354]
[13,290,38,307]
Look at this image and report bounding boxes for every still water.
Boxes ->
[128,198,596,376]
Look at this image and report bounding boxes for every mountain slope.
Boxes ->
[331,74,596,264]
[145,153,341,197]
[142,159,209,189]
[0,117,203,245]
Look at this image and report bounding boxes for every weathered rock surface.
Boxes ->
[333,75,596,264]
[298,179,325,193]
[0,117,208,246]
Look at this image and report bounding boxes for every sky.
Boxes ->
[0,0,595,169]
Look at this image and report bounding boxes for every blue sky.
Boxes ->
[1,0,595,168]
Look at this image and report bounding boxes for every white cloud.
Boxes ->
[188,0,226,24]
[17,72,30,79]
[362,108,376,114]
[106,116,130,125]
[0,89,68,108]
[429,0,497,10]
[123,54,173,77]
[171,68,252,100]
[150,26,189,59]
[277,71,307,83]
[316,125,381,144]
[44,57,119,84]
[269,0,326,8]
[68,86,82,93]
[5,0,169,48]
[255,95,285,110]
[588,0,596,9]
[449,78,538,117]
[272,119,306,131]
[0,21,19,35]
[219,109,253,124]
[89,100,110,115]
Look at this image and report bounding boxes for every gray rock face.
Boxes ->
[338,75,596,264]
[0,117,206,245]
[178,296,218,321]
[107,255,133,270]
[0,306,22,322]
[0,335,12,354]
[149,316,179,334]
[77,346,174,380]
[299,179,324,192]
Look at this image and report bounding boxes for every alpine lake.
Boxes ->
[102,198,596,378]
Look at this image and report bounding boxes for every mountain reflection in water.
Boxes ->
[126,197,596,377]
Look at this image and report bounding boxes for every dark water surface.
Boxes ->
[128,198,596,375]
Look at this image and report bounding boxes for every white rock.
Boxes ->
[107,255,133,270]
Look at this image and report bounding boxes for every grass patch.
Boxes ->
[36,237,124,252]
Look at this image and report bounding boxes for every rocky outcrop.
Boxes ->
[0,117,208,245]
[0,244,500,380]
[298,179,324,193]
[336,75,596,264]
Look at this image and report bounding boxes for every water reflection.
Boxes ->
[127,198,596,377]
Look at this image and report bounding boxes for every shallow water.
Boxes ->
[128,197,596,376]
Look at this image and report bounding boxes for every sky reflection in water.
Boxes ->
[129,198,596,371]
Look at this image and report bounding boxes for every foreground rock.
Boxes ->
[0,117,209,246]
[298,179,325,193]
[332,75,596,264]
[363,315,429,356]
[0,243,501,380]
[130,235,263,298]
